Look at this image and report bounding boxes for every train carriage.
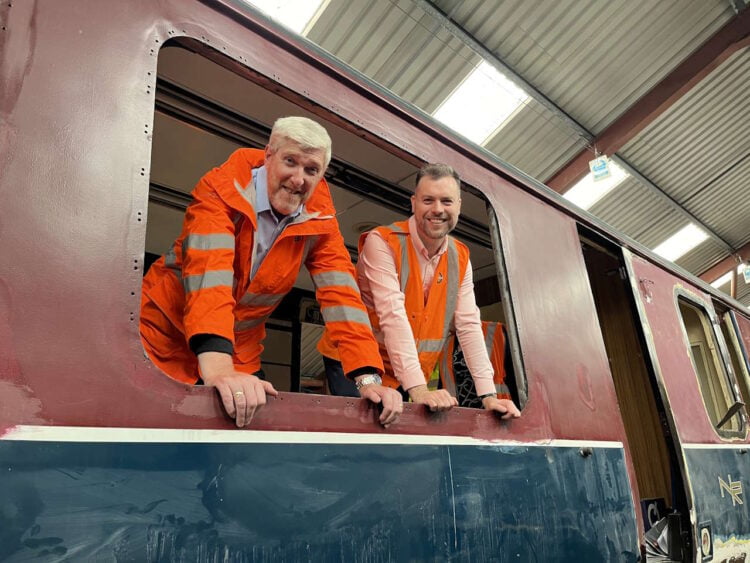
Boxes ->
[1,1,749,561]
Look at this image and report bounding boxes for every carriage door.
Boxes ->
[625,249,750,562]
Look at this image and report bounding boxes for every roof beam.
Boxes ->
[546,9,750,193]
[699,241,750,282]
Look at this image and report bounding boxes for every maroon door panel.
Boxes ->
[626,252,747,445]
[486,186,625,442]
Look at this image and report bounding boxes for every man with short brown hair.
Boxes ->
[321,163,520,418]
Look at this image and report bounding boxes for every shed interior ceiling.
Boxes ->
[284,0,749,306]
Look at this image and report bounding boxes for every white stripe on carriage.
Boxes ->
[681,442,750,449]
[4,425,625,448]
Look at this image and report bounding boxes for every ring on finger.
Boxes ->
[234,390,245,398]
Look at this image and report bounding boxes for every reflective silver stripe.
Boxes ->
[392,236,409,293]
[495,383,510,395]
[234,178,257,212]
[443,361,456,396]
[321,306,372,327]
[183,233,235,251]
[484,322,498,355]
[442,239,460,336]
[381,223,410,292]
[164,245,182,280]
[440,353,450,386]
[301,235,318,264]
[418,339,445,353]
[312,271,359,292]
[238,292,285,307]
[164,244,178,268]
[234,316,268,332]
[182,270,234,293]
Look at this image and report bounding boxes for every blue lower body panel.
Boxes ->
[0,438,639,561]
[685,447,750,561]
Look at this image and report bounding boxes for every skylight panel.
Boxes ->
[562,161,628,210]
[433,61,528,145]
[652,223,709,262]
[242,0,326,35]
[710,270,733,289]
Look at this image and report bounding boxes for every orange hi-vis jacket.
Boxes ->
[319,220,470,389]
[140,148,383,384]
[438,320,512,400]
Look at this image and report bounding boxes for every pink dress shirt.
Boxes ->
[357,216,496,395]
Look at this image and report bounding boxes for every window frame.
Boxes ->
[717,308,750,415]
[487,204,527,408]
[675,290,747,440]
[142,39,528,410]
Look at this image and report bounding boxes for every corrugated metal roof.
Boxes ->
[432,0,734,132]
[617,49,750,282]
[620,50,749,223]
[676,239,730,277]
[308,0,480,113]
[299,0,750,305]
[687,155,750,246]
[588,178,685,248]
[484,99,586,180]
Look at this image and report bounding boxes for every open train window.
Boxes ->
[141,40,524,409]
[714,303,750,417]
[677,297,745,438]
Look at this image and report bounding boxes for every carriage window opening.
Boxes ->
[717,309,750,413]
[677,298,744,437]
[141,41,524,411]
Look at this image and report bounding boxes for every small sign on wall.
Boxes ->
[589,156,611,181]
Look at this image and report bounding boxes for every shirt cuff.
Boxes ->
[189,334,234,356]
[473,380,497,397]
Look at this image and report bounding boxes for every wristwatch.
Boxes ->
[355,374,382,390]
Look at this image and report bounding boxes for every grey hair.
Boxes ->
[415,163,461,188]
[269,116,332,168]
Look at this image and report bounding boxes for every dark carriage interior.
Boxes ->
[144,42,522,404]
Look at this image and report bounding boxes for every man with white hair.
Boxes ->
[141,116,402,427]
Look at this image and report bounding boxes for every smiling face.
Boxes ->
[411,175,461,251]
[264,140,327,216]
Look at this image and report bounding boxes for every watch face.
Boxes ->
[356,374,381,389]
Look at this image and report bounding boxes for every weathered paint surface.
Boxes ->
[627,254,747,445]
[685,447,750,561]
[628,253,750,560]
[0,0,624,444]
[0,438,638,562]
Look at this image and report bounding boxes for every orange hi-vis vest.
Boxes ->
[141,148,383,384]
[438,320,511,400]
[321,220,470,389]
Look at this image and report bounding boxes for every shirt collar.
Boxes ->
[408,215,448,259]
[254,165,302,219]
